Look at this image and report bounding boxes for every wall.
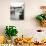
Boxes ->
[0,0,46,37]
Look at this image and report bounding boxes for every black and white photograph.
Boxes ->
[10,3,24,20]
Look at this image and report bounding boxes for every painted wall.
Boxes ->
[0,0,46,37]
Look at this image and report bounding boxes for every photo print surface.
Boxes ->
[10,3,24,20]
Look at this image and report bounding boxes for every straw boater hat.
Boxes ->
[40,6,46,9]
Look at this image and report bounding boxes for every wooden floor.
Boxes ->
[14,43,46,46]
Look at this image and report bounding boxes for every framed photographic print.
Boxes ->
[10,2,24,20]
